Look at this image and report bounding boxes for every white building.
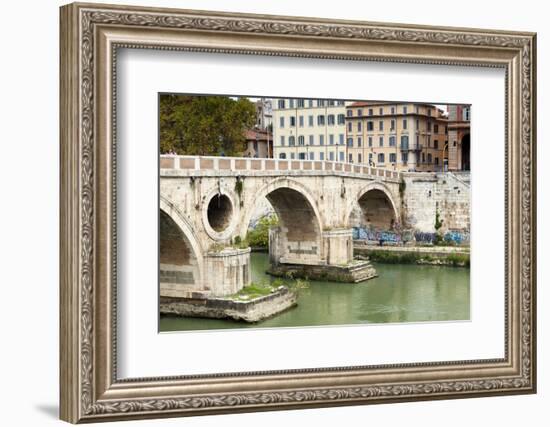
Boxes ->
[272,98,349,161]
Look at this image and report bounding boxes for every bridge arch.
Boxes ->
[240,178,324,262]
[160,197,205,294]
[346,182,399,231]
[240,178,323,238]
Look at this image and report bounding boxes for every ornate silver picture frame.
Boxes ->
[60,2,536,423]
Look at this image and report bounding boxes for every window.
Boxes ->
[279,116,285,128]
[337,114,345,124]
[368,136,373,147]
[309,152,315,160]
[389,153,396,163]
[379,136,384,147]
[369,153,373,164]
[299,115,304,127]
[280,136,285,146]
[277,99,285,109]
[358,153,362,163]
[327,114,335,126]
[422,152,426,163]
[377,153,385,164]
[329,134,334,145]
[379,107,383,115]
[309,135,314,145]
[308,115,314,127]
[358,137,362,147]
[298,135,305,146]
[416,119,419,129]
[329,151,334,160]
[317,99,325,107]
[339,134,344,145]
[317,115,325,126]
[403,106,408,114]
[428,108,432,116]
[289,99,295,108]
[358,109,363,116]
[368,108,373,116]
[435,157,439,165]
[290,116,296,127]
[357,122,362,132]
[434,140,439,149]
[415,105,419,113]
[402,152,409,163]
[391,106,395,114]
[347,110,353,117]
[349,153,353,163]
[320,152,325,160]
[379,120,384,131]
[403,119,408,129]
[427,153,432,163]
[308,100,314,107]
[290,152,295,159]
[337,100,345,106]
[298,152,306,160]
[297,99,305,108]
[367,121,374,131]
[348,122,352,132]
[427,122,432,132]
[328,100,335,106]
[390,119,395,131]
[347,138,353,147]
[401,135,409,149]
[434,124,439,133]
[289,136,295,146]
[389,136,396,147]
[319,135,325,146]
[339,152,345,161]
[279,152,286,159]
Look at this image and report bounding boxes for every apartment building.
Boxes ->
[272,98,349,161]
[345,102,450,171]
[447,105,471,171]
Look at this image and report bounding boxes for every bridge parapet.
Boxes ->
[160,155,401,182]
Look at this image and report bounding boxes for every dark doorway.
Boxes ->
[461,134,470,171]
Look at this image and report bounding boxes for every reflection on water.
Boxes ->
[160,252,470,332]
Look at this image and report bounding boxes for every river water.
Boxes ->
[160,252,470,332]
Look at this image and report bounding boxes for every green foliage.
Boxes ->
[365,250,470,267]
[235,178,244,198]
[159,94,255,155]
[399,179,406,197]
[447,253,470,267]
[434,208,444,231]
[246,214,279,248]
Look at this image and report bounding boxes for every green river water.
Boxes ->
[160,252,470,332]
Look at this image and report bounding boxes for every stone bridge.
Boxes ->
[160,155,402,298]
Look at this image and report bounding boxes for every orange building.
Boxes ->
[344,102,450,172]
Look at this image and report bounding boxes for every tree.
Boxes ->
[159,95,255,155]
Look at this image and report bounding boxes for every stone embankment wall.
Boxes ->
[401,172,470,234]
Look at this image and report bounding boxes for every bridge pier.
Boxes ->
[268,227,377,283]
[204,247,251,297]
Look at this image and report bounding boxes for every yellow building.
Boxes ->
[272,98,349,161]
[345,102,449,172]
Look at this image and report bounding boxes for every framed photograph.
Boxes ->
[60,2,537,423]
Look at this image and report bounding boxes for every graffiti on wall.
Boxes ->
[443,230,470,245]
[353,227,469,246]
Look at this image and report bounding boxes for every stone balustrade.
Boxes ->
[160,155,401,181]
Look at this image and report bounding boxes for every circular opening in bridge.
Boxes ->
[207,194,233,232]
